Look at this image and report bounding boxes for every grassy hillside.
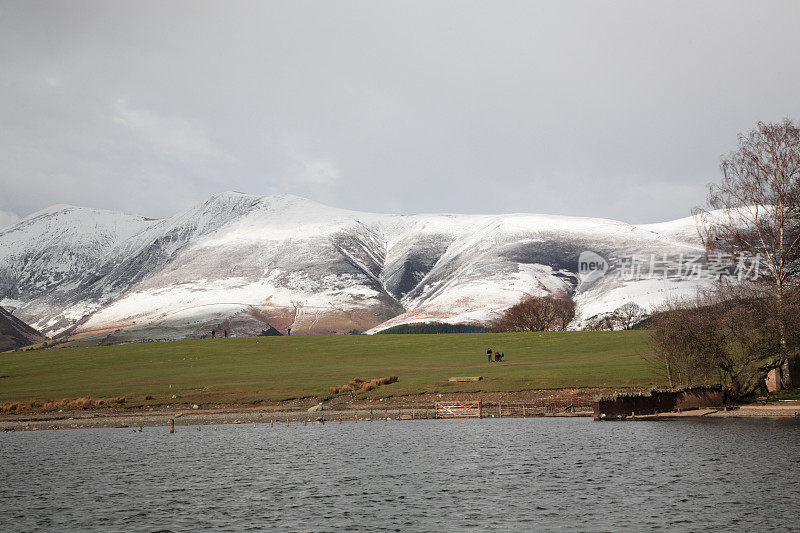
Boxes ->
[0,331,658,406]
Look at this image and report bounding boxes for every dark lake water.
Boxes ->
[1,417,799,532]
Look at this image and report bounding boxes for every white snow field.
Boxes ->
[0,192,713,342]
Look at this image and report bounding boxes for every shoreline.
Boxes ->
[0,405,593,432]
[638,404,800,420]
[2,389,798,431]
[1,388,602,431]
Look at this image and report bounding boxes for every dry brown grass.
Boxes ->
[0,396,126,414]
[329,375,398,395]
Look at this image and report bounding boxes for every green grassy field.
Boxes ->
[0,331,658,406]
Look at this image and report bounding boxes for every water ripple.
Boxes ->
[1,418,799,531]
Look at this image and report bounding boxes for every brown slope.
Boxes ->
[0,306,47,351]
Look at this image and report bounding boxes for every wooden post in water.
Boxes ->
[286,416,289,427]
[170,419,174,433]
[321,414,325,425]
[354,412,357,423]
[522,402,526,417]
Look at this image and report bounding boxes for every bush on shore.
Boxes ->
[0,396,126,414]
[329,376,399,395]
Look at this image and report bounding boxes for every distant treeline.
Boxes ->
[377,322,487,335]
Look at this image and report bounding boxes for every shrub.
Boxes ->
[329,375,399,395]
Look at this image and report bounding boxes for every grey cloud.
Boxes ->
[1,0,799,223]
[0,210,20,229]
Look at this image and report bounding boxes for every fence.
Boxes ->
[434,401,482,418]
[433,401,593,419]
[498,401,590,417]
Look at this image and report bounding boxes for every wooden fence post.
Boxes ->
[170,419,174,433]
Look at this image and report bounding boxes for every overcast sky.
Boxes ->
[1,0,799,225]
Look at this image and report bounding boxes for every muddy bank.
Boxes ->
[2,389,796,431]
[0,388,611,431]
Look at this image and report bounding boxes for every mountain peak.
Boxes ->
[207,190,253,200]
[24,204,82,219]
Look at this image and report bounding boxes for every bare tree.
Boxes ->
[694,118,800,389]
[552,297,577,331]
[649,286,800,398]
[489,294,576,332]
[611,302,647,330]
[648,294,720,389]
[583,314,615,331]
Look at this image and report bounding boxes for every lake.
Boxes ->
[2,417,799,531]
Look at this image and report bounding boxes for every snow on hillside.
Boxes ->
[1,192,713,342]
[0,209,20,230]
[0,205,156,307]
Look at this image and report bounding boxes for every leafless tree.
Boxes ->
[694,118,800,389]
[649,286,800,398]
[611,302,647,330]
[583,314,615,331]
[489,294,576,332]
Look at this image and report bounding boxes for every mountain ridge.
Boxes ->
[0,192,711,343]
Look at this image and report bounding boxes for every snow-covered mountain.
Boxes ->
[0,192,711,343]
